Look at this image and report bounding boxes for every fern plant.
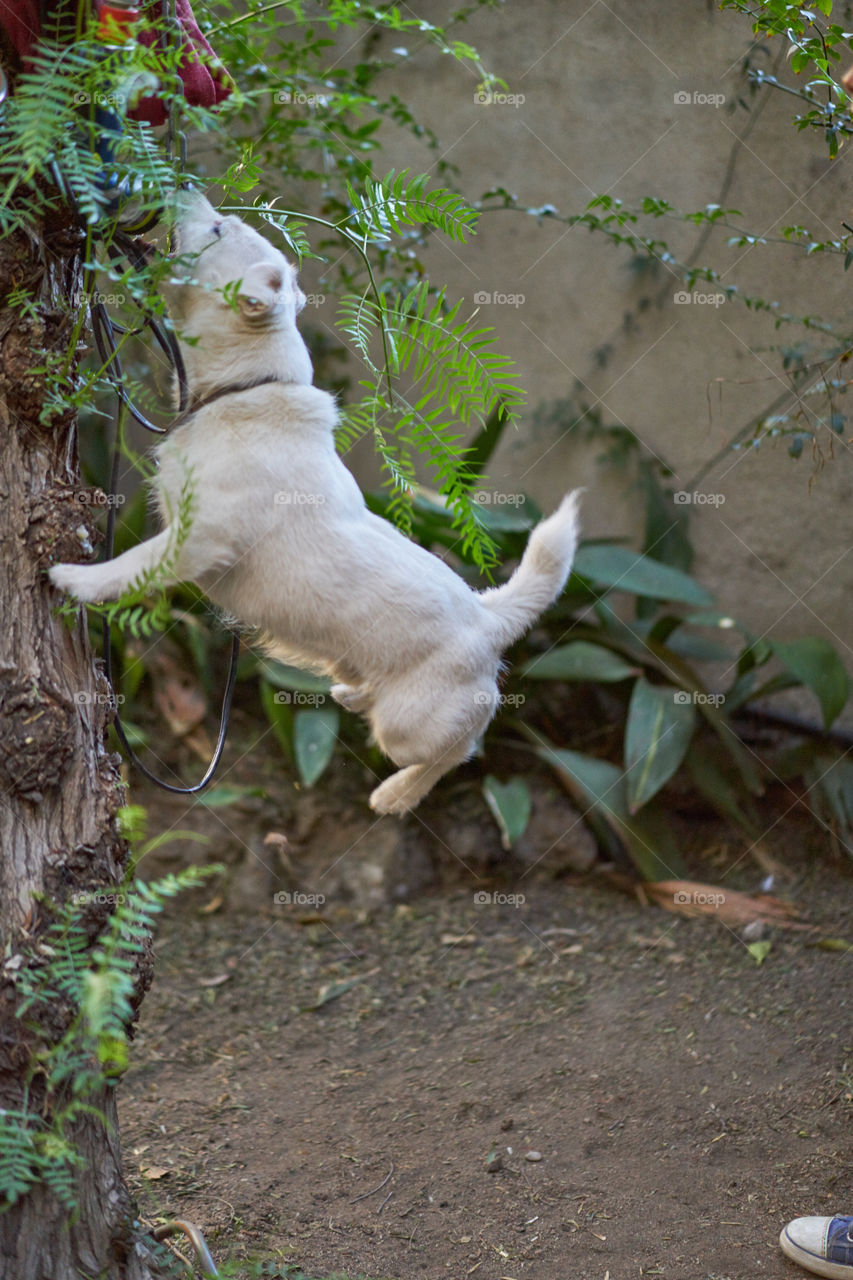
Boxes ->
[57,455,197,639]
[4,860,218,1211]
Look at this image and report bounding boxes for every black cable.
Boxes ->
[93,263,241,793]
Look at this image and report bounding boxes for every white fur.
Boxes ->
[50,193,582,814]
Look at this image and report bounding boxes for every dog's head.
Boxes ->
[167,190,306,330]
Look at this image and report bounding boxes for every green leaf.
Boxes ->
[522,642,638,682]
[772,637,850,728]
[302,975,367,1011]
[573,545,713,605]
[196,785,267,808]
[746,940,772,965]
[257,660,331,693]
[534,741,685,880]
[624,679,696,812]
[685,738,759,836]
[640,460,693,573]
[294,708,339,787]
[482,775,532,849]
[259,678,293,760]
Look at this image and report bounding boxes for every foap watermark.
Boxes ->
[273,890,326,907]
[302,293,326,307]
[673,490,725,507]
[71,890,126,906]
[473,890,526,907]
[275,90,329,107]
[474,691,525,708]
[73,690,125,707]
[473,490,525,507]
[474,89,525,107]
[473,290,525,307]
[273,690,326,707]
[674,691,725,708]
[73,91,123,107]
[74,489,126,507]
[673,290,726,307]
[274,491,326,505]
[91,292,126,306]
[673,889,726,908]
[673,90,726,108]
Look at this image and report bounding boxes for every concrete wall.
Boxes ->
[313,0,853,676]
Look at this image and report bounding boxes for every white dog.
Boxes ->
[50,193,581,814]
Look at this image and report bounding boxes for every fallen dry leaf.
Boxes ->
[198,973,231,988]
[150,653,207,738]
[140,1165,170,1180]
[646,879,803,927]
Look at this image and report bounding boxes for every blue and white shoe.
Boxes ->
[780,1217,853,1279]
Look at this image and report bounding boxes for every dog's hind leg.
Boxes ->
[369,741,474,815]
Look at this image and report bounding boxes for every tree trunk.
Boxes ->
[0,203,160,1277]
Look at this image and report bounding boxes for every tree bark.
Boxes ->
[0,204,160,1277]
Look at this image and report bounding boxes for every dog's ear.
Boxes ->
[234,263,287,326]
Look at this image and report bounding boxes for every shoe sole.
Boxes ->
[780,1227,853,1280]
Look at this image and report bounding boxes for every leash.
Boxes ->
[68,0,242,794]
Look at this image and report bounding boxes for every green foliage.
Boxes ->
[294,707,340,788]
[482,776,532,849]
[8,0,849,896]
[344,168,480,244]
[0,34,177,232]
[720,0,852,155]
[57,461,197,638]
[4,862,218,1211]
[337,279,523,563]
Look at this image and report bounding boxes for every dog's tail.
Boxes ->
[479,489,582,649]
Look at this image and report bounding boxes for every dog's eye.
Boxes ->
[210,222,223,237]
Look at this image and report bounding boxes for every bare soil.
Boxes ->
[120,736,853,1280]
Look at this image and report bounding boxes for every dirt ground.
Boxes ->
[119,734,853,1280]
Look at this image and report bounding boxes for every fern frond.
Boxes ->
[343,169,479,244]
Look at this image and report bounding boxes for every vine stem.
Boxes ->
[219,204,396,405]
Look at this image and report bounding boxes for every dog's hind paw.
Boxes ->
[369,766,430,815]
[370,776,412,815]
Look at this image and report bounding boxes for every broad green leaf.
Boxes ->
[573,545,713,605]
[466,401,514,478]
[483,775,532,849]
[196,785,267,808]
[258,660,331,693]
[259,678,293,760]
[685,738,759,836]
[522,641,638,683]
[640,460,693,572]
[772,637,850,728]
[685,609,745,632]
[294,707,339,787]
[624,679,696,812]
[534,741,685,880]
[664,632,732,663]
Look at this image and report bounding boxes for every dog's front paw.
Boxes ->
[331,683,372,714]
[48,562,107,603]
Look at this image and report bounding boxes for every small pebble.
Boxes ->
[524,1150,543,1162]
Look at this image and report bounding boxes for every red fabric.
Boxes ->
[0,2,42,59]
[127,0,233,125]
[0,0,232,122]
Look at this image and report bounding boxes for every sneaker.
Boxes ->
[780,1217,853,1279]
